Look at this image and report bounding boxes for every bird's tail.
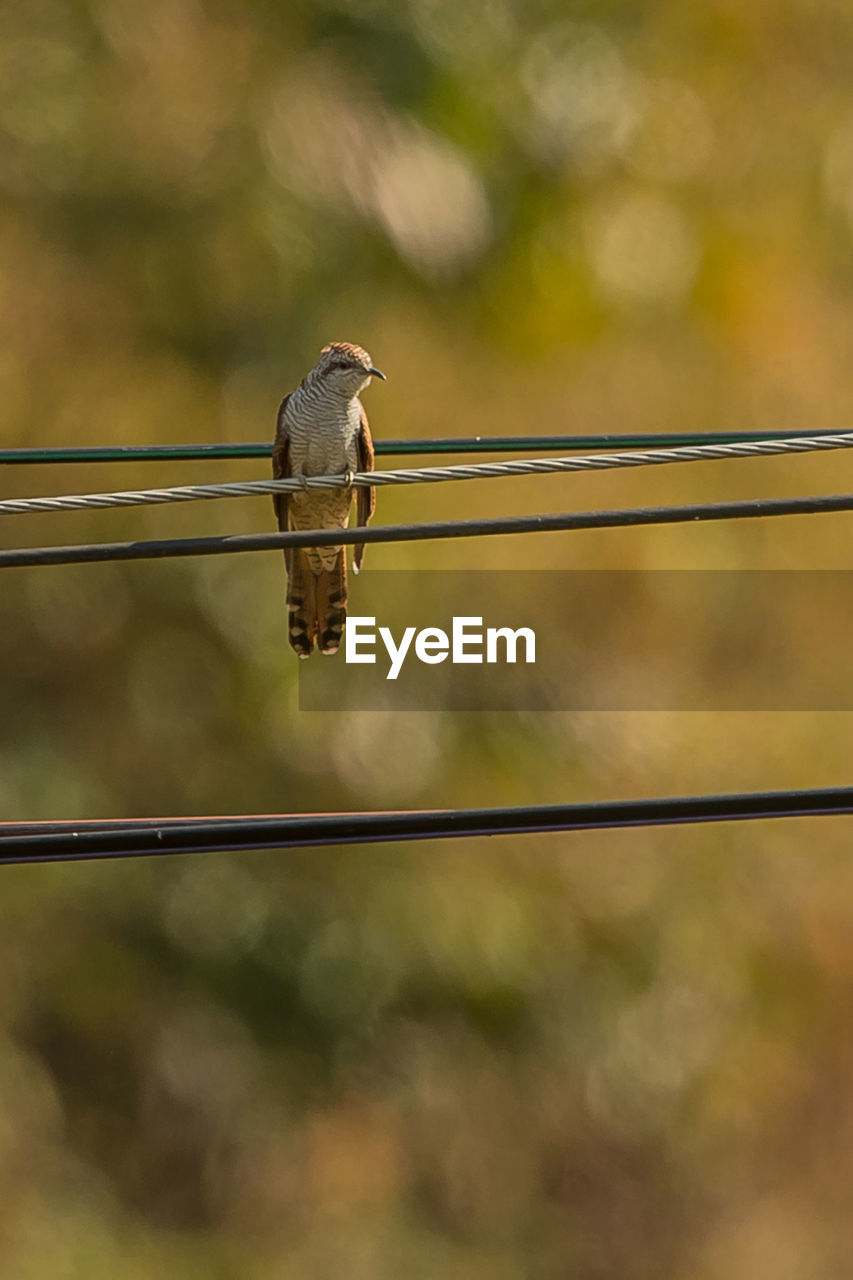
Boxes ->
[286,548,347,658]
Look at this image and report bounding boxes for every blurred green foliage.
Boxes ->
[4,0,853,1274]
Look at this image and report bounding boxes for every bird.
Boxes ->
[272,342,385,658]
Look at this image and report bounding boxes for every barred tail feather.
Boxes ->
[316,550,347,655]
[286,549,317,659]
[286,549,347,658]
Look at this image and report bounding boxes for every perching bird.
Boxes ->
[272,342,384,658]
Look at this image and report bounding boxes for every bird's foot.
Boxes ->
[342,469,354,488]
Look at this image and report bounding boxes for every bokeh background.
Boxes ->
[3,0,853,1274]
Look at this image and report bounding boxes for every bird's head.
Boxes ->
[313,342,386,396]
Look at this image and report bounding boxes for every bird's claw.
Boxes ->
[343,469,354,488]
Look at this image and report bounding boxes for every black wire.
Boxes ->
[3,786,852,863]
[2,430,848,465]
[3,490,853,569]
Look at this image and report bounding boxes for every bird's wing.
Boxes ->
[353,404,375,574]
[356,403,375,527]
[272,393,291,531]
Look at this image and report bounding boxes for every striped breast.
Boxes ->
[284,383,362,572]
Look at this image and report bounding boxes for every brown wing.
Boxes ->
[272,393,291,532]
[356,403,375,526]
[353,403,375,573]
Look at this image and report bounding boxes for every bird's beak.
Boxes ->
[367,367,386,381]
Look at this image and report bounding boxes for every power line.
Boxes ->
[2,429,851,466]
[3,489,853,570]
[2,786,852,863]
[5,431,853,519]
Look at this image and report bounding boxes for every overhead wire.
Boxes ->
[3,786,853,863]
[5,432,853,851]
[4,489,853,569]
[3,430,853,518]
[2,428,853,466]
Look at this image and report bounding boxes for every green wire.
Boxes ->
[0,431,846,465]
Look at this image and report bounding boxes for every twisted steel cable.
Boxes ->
[2,430,853,517]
